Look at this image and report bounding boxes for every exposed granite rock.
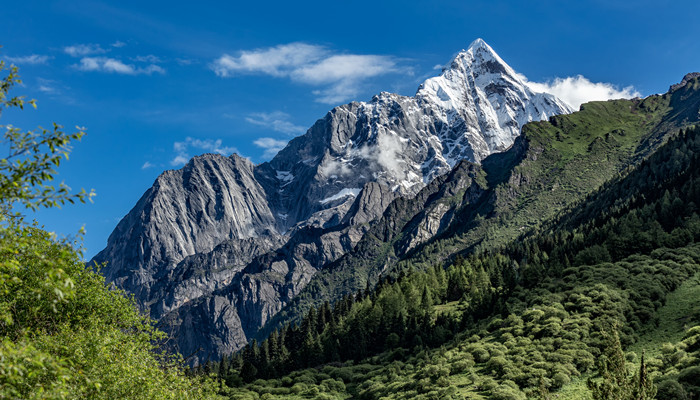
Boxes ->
[92,154,276,304]
[157,182,396,361]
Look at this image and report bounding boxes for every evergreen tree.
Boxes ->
[587,329,656,400]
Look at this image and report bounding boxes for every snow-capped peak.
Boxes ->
[434,39,517,82]
[267,39,572,231]
[415,39,572,153]
[468,37,489,50]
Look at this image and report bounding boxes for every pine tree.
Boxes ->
[587,329,656,400]
[633,352,656,400]
[218,354,229,381]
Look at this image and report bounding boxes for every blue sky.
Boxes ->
[2,0,698,259]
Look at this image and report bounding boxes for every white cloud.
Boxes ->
[319,133,407,179]
[37,78,59,94]
[291,54,398,84]
[374,134,405,177]
[141,161,154,169]
[176,58,194,66]
[519,74,641,109]
[132,55,161,63]
[64,44,107,57]
[111,41,126,48]
[170,154,190,166]
[253,137,288,159]
[76,57,165,75]
[211,43,326,77]
[170,137,238,166]
[244,111,306,135]
[5,54,51,65]
[320,159,351,177]
[211,42,405,104]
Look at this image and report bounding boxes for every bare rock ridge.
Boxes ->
[91,39,572,363]
[670,72,700,92]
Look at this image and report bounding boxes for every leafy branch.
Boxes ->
[0,58,94,214]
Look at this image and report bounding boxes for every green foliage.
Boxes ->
[652,325,700,399]
[587,329,656,400]
[0,56,221,399]
[0,59,93,213]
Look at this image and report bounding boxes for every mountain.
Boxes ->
[213,75,700,400]
[263,73,700,339]
[91,39,571,363]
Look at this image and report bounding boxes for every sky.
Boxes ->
[1,0,698,259]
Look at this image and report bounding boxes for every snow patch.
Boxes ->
[319,188,361,204]
[276,170,294,182]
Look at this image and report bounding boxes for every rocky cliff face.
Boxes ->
[94,154,276,304]
[92,39,571,363]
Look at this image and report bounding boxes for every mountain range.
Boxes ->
[92,39,576,363]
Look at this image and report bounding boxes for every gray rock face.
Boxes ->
[92,39,571,364]
[262,158,490,334]
[93,154,276,304]
[156,182,397,361]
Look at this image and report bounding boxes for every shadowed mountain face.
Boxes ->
[91,39,572,363]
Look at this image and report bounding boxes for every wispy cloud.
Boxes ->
[111,40,126,48]
[36,78,60,94]
[170,137,238,166]
[132,55,161,63]
[34,78,76,104]
[64,43,107,57]
[141,161,154,170]
[176,58,196,66]
[212,43,325,77]
[519,74,641,109]
[211,42,406,104]
[254,137,288,159]
[76,57,165,75]
[5,54,51,65]
[244,111,306,135]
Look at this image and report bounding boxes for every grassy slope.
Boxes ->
[632,271,700,359]
[226,244,700,400]
[407,95,674,264]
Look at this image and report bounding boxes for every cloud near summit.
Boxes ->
[519,74,641,109]
[170,137,238,166]
[211,43,406,104]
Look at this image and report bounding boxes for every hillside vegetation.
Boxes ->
[213,87,700,399]
[0,58,222,400]
[268,80,699,342]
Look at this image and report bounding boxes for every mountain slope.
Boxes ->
[266,74,700,337]
[217,85,700,400]
[91,39,571,363]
